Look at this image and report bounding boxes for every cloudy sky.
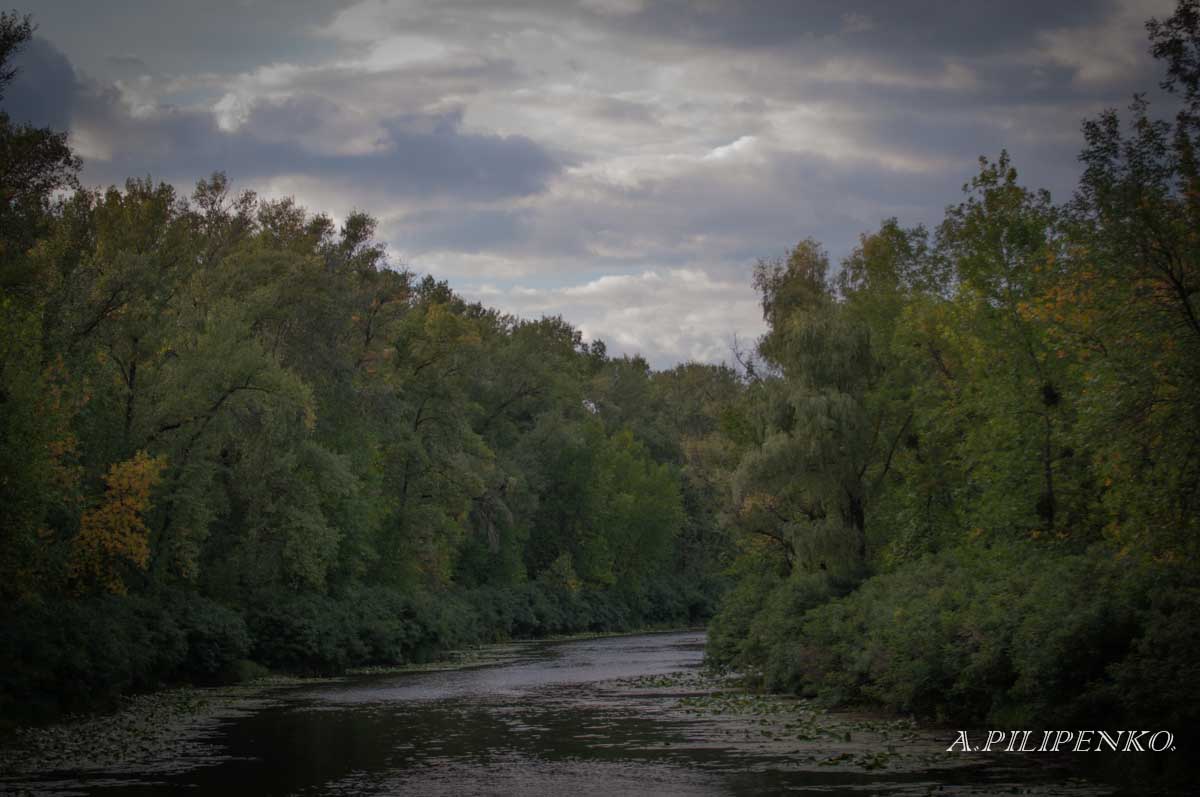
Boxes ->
[7,0,1178,367]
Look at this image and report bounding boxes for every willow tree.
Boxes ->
[733,239,911,574]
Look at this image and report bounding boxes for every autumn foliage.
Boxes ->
[69,451,167,594]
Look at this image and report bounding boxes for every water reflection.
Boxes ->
[5,632,1119,796]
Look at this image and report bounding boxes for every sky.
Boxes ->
[7,0,1179,368]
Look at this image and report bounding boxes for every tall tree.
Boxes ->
[0,13,81,600]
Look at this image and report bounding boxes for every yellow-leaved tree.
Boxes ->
[69,451,167,594]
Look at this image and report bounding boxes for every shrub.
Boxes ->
[720,540,1191,731]
[245,591,354,675]
[161,590,251,681]
[0,594,186,726]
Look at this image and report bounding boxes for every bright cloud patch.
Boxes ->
[463,269,765,368]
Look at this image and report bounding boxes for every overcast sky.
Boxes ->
[7,0,1178,367]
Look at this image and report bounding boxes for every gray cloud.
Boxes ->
[104,55,151,75]
[9,0,1183,365]
[4,37,78,131]
[21,0,355,80]
[7,40,562,201]
[606,0,1113,53]
[393,207,537,254]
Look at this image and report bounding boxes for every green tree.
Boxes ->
[733,239,907,573]
[0,12,81,600]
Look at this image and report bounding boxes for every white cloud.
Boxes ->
[704,135,760,161]
[460,268,765,368]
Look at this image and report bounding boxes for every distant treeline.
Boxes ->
[0,11,737,727]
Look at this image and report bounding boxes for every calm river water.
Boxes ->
[3,631,1121,796]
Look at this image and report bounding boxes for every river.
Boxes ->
[1,631,1119,795]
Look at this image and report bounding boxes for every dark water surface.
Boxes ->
[4,631,1117,795]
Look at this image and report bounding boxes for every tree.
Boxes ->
[1045,3,1200,557]
[69,451,166,594]
[0,12,81,600]
[933,153,1077,537]
[0,11,80,286]
[733,240,889,573]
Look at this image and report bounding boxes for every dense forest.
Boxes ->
[0,10,736,726]
[2,1,1199,769]
[705,0,1200,746]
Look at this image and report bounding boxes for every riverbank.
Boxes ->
[1,581,719,735]
[0,680,296,779]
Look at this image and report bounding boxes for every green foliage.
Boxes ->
[162,590,251,681]
[0,12,720,717]
[704,554,784,671]
[706,4,1200,763]
[0,594,198,725]
[756,544,1197,732]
